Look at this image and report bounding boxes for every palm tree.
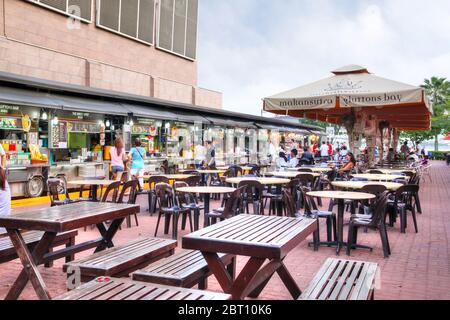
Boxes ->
[421,77,450,151]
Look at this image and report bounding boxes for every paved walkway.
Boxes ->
[1,161,449,300]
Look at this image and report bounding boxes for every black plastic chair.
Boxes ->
[147,176,170,214]
[174,181,204,231]
[47,178,79,207]
[116,179,140,228]
[154,183,192,240]
[238,180,264,215]
[387,185,419,234]
[347,191,391,258]
[204,186,245,227]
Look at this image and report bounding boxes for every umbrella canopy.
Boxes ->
[263,65,432,130]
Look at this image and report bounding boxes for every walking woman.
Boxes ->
[0,167,11,233]
[110,137,126,181]
[128,138,147,187]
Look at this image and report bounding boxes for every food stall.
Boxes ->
[48,110,109,181]
[1,104,50,198]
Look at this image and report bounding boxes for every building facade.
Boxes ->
[0,0,222,108]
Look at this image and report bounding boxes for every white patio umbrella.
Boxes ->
[263,65,431,131]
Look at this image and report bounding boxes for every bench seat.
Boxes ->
[132,249,235,289]
[0,230,78,265]
[299,258,379,300]
[54,277,231,300]
[63,237,177,283]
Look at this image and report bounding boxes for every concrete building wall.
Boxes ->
[0,0,222,109]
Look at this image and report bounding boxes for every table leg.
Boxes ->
[336,198,345,255]
[276,261,302,299]
[203,194,211,228]
[276,185,283,217]
[5,229,57,300]
[94,217,125,253]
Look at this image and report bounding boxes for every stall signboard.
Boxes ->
[0,105,20,114]
[132,125,158,136]
[0,117,21,129]
[50,121,68,149]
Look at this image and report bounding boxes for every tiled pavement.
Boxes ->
[1,161,449,300]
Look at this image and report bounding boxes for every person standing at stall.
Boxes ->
[0,144,6,168]
[110,137,126,181]
[129,138,147,188]
[0,167,11,233]
[194,142,206,169]
[205,140,216,168]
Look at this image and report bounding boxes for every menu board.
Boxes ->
[50,121,68,149]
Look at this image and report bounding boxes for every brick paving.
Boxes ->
[1,161,449,300]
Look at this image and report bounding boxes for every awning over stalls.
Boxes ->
[52,94,127,116]
[122,103,178,121]
[0,86,61,109]
[203,115,258,129]
[255,123,310,135]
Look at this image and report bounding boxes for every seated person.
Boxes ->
[299,147,315,165]
[338,153,356,176]
[333,148,341,162]
[407,151,420,163]
[288,149,299,168]
[386,148,396,162]
[276,152,288,170]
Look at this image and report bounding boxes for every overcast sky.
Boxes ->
[196,0,450,116]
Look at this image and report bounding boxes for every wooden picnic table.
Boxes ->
[183,214,317,300]
[307,191,375,255]
[332,181,403,191]
[54,277,231,300]
[177,186,236,215]
[0,202,140,300]
[351,174,406,181]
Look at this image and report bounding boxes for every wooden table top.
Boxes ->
[226,177,290,185]
[217,166,253,171]
[307,191,376,201]
[332,181,404,191]
[0,202,140,233]
[286,167,333,173]
[182,214,317,260]
[267,171,321,178]
[367,169,415,174]
[54,277,231,300]
[143,174,195,180]
[67,180,117,186]
[351,174,406,181]
[177,186,236,194]
[197,170,227,174]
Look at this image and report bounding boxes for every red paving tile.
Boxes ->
[1,161,450,300]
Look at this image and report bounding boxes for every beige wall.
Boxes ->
[0,0,222,109]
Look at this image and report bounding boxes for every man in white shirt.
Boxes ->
[289,149,299,168]
[320,142,329,161]
[194,143,206,169]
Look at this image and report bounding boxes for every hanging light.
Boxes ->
[51,116,59,125]
[105,120,111,128]
[41,111,48,120]
[129,119,134,127]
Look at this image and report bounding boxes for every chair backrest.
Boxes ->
[148,176,170,189]
[296,174,315,188]
[222,186,245,217]
[360,184,388,198]
[117,179,139,204]
[248,165,261,177]
[367,170,384,174]
[185,175,201,187]
[366,191,390,227]
[300,186,316,215]
[395,184,420,199]
[101,181,121,203]
[299,159,313,166]
[47,178,65,205]
[237,180,264,201]
[155,183,174,208]
[282,190,297,217]
[182,170,199,175]
[229,166,243,177]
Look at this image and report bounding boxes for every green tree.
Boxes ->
[406,77,450,151]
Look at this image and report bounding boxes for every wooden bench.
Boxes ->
[54,277,231,300]
[63,237,177,283]
[132,250,236,289]
[299,258,379,300]
[0,230,78,266]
